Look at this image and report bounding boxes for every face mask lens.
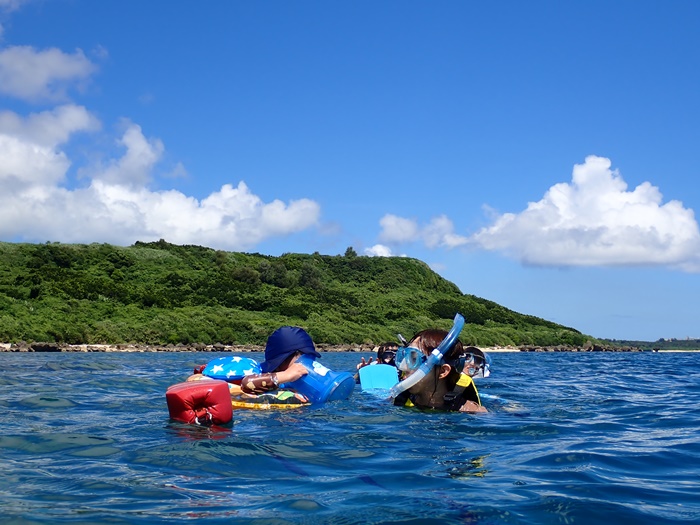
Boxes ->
[454,353,487,377]
[380,351,396,365]
[396,347,426,372]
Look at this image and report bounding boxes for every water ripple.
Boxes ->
[2,351,700,523]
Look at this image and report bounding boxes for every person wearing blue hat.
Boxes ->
[241,326,321,395]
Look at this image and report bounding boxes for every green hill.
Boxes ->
[600,338,700,351]
[0,240,590,347]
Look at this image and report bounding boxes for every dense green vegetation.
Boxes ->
[0,240,592,347]
[602,338,700,351]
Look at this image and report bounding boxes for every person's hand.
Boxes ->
[276,361,309,384]
[356,356,374,370]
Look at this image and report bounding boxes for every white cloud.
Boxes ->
[470,155,700,271]
[423,215,469,249]
[364,244,410,258]
[373,155,700,272]
[0,105,98,189]
[74,179,321,250]
[0,110,321,250]
[365,244,394,257]
[0,133,69,190]
[0,0,28,11]
[378,214,419,244]
[164,162,188,179]
[94,122,163,187]
[0,0,27,26]
[377,213,468,250]
[0,45,96,102]
[0,27,320,252]
[0,104,100,147]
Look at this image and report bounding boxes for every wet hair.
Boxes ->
[408,329,463,357]
[408,329,464,388]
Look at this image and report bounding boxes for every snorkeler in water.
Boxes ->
[392,327,489,413]
[354,341,399,383]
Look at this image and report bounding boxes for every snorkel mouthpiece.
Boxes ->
[388,313,465,399]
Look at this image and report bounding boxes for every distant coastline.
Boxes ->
[1,342,672,353]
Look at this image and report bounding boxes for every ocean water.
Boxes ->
[1,351,699,525]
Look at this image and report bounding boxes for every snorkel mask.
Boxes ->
[395,346,427,372]
[481,353,492,378]
[378,348,397,366]
[388,313,465,399]
[449,348,491,378]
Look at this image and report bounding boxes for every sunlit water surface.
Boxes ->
[1,351,699,524]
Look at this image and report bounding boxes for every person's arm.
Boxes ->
[455,374,486,412]
[240,373,279,394]
[354,356,375,383]
[241,362,308,394]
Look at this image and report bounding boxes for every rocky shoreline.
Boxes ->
[0,341,645,353]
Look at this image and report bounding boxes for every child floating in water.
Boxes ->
[239,325,356,404]
[187,326,354,407]
[239,326,315,394]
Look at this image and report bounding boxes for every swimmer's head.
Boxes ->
[446,346,491,378]
[262,326,321,373]
[377,342,398,366]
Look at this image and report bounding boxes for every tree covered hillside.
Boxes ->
[0,240,589,347]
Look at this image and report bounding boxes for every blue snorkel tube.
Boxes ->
[389,313,465,399]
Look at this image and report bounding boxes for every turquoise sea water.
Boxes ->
[1,351,699,524]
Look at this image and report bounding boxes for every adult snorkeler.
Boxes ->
[354,341,399,382]
[391,314,489,413]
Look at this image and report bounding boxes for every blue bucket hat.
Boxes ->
[261,326,321,373]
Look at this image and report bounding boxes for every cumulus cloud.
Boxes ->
[364,244,394,257]
[422,215,470,249]
[0,37,321,251]
[471,156,700,271]
[0,0,27,24]
[378,214,419,243]
[373,156,700,271]
[93,122,164,187]
[0,110,321,250]
[378,213,468,249]
[0,45,96,102]
[0,0,27,11]
[0,104,100,147]
[0,105,98,189]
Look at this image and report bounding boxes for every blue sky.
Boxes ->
[1,1,699,341]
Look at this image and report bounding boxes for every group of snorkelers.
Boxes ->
[188,314,491,413]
